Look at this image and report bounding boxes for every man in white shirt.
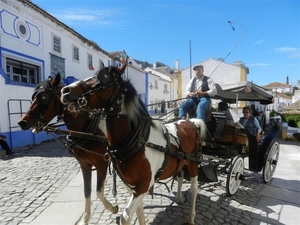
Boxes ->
[179,65,217,121]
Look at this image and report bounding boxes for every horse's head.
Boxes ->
[60,64,127,112]
[18,73,65,132]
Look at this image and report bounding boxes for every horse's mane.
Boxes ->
[122,80,150,125]
[33,79,65,99]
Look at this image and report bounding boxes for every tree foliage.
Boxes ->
[281,114,300,128]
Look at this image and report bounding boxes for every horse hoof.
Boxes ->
[116,216,120,224]
[113,205,119,214]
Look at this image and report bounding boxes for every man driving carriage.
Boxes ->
[178,65,217,121]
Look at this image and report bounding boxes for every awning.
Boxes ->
[213,81,274,105]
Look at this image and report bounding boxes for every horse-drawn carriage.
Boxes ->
[18,65,280,225]
[185,81,280,196]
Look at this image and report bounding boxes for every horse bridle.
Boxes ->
[76,66,126,113]
[27,81,64,131]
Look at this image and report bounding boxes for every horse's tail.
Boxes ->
[189,118,207,140]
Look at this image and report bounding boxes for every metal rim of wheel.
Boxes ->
[262,141,280,183]
[226,156,244,196]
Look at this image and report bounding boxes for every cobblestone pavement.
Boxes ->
[86,167,264,225]
[0,139,80,225]
[0,138,299,225]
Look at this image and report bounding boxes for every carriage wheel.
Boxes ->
[226,156,244,196]
[262,141,280,183]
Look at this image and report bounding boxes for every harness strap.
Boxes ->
[107,117,151,162]
[153,124,170,181]
[145,141,202,163]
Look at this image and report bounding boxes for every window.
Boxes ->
[6,58,40,84]
[154,80,158,89]
[99,59,104,70]
[73,46,79,61]
[164,84,169,93]
[88,54,93,69]
[53,35,61,53]
[149,100,153,110]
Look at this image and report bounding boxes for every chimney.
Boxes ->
[175,59,180,71]
[153,62,156,69]
[286,76,289,85]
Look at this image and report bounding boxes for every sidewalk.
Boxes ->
[29,172,94,225]
[26,142,300,225]
[1,139,299,225]
[250,140,300,225]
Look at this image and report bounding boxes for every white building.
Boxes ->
[0,0,117,150]
[144,66,178,114]
[180,58,248,96]
[262,80,294,112]
[179,58,249,109]
[0,1,154,151]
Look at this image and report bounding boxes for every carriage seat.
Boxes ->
[214,123,248,146]
[213,110,235,139]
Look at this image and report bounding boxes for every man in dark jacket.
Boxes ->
[178,65,217,121]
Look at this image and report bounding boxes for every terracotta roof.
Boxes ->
[281,100,300,110]
[263,82,289,89]
[276,92,293,99]
[110,51,126,57]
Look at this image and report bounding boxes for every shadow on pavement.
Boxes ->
[0,138,73,160]
[142,171,289,225]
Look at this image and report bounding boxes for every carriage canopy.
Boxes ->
[213,81,274,105]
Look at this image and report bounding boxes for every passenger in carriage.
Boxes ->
[178,65,217,121]
[239,106,262,142]
[214,101,234,139]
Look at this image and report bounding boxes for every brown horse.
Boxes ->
[60,64,207,225]
[18,74,119,225]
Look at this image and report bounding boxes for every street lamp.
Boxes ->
[126,57,132,80]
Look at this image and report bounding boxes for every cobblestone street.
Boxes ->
[0,140,80,225]
[0,138,299,225]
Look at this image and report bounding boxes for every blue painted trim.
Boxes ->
[0,9,41,47]
[0,9,19,38]
[0,130,53,150]
[0,47,45,87]
[25,21,41,46]
[145,72,149,105]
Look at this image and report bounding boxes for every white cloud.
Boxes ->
[254,39,266,45]
[274,47,299,53]
[289,52,300,58]
[248,63,271,67]
[51,9,118,26]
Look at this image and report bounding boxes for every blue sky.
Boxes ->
[33,0,300,86]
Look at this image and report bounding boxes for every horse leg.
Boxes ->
[96,169,118,214]
[176,170,187,204]
[135,200,145,225]
[78,164,92,225]
[187,162,198,225]
[120,186,146,225]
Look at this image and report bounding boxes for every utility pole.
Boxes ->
[189,40,192,79]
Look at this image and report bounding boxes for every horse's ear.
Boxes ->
[52,73,61,86]
[118,63,127,75]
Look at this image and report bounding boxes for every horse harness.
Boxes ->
[75,66,204,186]
[28,79,65,131]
